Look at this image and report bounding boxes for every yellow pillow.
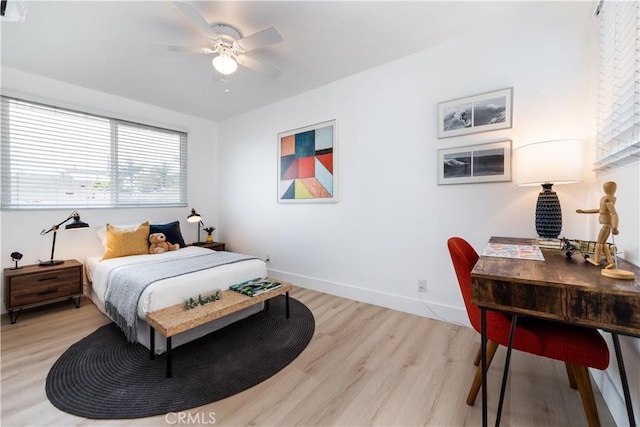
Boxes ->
[101,221,150,260]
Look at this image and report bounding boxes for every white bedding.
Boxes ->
[86,246,267,353]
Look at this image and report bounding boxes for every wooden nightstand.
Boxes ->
[3,260,83,324]
[192,242,225,251]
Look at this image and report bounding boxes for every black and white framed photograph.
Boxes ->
[438,88,513,138]
[438,140,512,185]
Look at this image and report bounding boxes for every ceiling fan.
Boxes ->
[172,1,283,79]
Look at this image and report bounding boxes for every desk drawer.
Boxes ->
[569,288,640,333]
[472,278,565,320]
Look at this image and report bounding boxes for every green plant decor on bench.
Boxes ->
[184,290,221,310]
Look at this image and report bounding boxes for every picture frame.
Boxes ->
[278,119,338,203]
[438,140,512,185]
[438,88,513,138]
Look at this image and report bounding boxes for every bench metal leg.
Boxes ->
[286,291,290,319]
[149,326,155,360]
[167,336,172,378]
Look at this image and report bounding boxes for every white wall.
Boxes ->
[217,2,638,424]
[0,67,219,285]
[218,2,594,320]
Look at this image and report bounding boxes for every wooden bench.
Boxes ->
[146,280,293,378]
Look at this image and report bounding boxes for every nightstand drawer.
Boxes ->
[9,269,81,307]
[4,260,83,320]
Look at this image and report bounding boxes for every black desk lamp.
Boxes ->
[187,208,205,245]
[39,211,89,266]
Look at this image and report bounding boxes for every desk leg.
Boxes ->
[481,308,488,427]
[611,333,636,427]
[167,336,172,379]
[496,315,518,427]
[150,326,155,360]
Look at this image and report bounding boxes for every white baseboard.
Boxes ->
[592,369,628,426]
[591,339,640,426]
[267,268,470,327]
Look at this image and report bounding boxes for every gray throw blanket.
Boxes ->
[105,251,258,342]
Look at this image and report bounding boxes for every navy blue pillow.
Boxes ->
[150,221,187,248]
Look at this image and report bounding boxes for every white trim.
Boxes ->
[267,268,470,326]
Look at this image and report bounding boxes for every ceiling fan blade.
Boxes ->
[236,55,281,79]
[167,45,215,55]
[173,1,220,41]
[235,27,283,52]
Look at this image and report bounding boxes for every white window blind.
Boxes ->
[1,97,187,209]
[595,0,639,171]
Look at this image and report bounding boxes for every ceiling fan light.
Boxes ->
[213,55,238,75]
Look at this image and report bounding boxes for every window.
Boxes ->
[1,97,187,209]
[595,1,639,171]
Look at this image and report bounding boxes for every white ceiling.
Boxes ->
[1,1,543,122]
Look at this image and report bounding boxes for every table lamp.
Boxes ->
[39,211,89,266]
[515,140,583,239]
[187,208,205,245]
[10,252,23,270]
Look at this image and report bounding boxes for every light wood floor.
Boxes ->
[1,287,615,426]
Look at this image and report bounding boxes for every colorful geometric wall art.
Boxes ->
[278,120,337,203]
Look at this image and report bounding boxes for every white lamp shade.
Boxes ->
[515,139,584,186]
[212,55,238,75]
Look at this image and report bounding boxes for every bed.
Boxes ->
[85,223,267,354]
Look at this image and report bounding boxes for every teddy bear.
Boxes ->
[149,233,180,254]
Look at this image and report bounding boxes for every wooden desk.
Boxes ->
[471,237,640,427]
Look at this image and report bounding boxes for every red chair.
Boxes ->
[447,237,610,426]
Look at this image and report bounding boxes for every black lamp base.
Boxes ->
[535,183,562,239]
[39,259,64,267]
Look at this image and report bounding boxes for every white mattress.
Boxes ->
[85,246,267,353]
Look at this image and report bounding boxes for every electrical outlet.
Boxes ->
[265,255,271,263]
[418,279,427,293]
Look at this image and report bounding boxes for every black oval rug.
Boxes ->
[46,296,314,419]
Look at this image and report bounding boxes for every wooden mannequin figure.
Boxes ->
[576,181,618,268]
[576,181,634,279]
